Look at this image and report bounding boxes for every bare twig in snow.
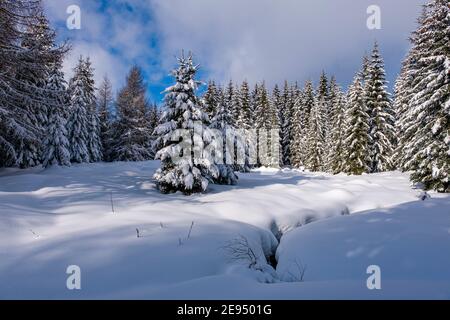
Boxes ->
[222,235,259,268]
[286,259,307,282]
[110,191,115,214]
[187,221,194,239]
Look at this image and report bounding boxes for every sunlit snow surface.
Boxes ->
[0,161,449,299]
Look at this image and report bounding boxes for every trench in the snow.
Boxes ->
[264,208,351,271]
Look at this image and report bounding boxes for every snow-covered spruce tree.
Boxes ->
[42,60,70,168]
[235,80,253,172]
[109,66,152,162]
[305,96,326,172]
[237,80,252,130]
[146,103,161,159]
[365,42,395,173]
[254,82,280,167]
[272,84,284,166]
[292,80,315,168]
[209,92,239,185]
[67,57,91,163]
[343,75,371,175]
[153,53,219,194]
[394,9,426,171]
[317,71,331,170]
[14,4,62,168]
[224,80,238,127]
[360,54,371,86]
[250,83,259,126]
[0,0,50,167]
[97,75,113,161]
[291,89,307,168]
[81,58,102,163]
[280,81,293,166]
[317,71,329,107]
[400,0,449,192]
[328,81,347,174]
[203,80,219,118]
[302,80,315,125]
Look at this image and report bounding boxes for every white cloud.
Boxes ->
[149,0,426,88]
[43,0,426,93]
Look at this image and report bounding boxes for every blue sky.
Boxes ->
[44,0,426,103]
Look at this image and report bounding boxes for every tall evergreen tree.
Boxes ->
[280,81,293,166]
[398,0,449,192]
[0,0,65,168]
[153,53,219,194]
[97,75,113,161]
[146,103,161,159]
[328,82,347,174]
[237,80,251,130]
[42,60,70,167]
[365,42,395,172]
[235,80,253,172]
[15,4,60,168]
[302,80,315,124]
[110,66,152,161]
[209,92,239,185]
[291,89,307,168]
[255,82,280,167]
[82,58,102,162]
[343,75,371,175]
[317,71,331,168]
[67,57,91,163]
[203,80,218,118]
[272,84,284,165]
[305,97,326,172]
[224,80,237,127]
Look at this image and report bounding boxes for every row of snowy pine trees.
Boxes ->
[1,0,447,193]
[200,41,396,176]
[0,0,160,169]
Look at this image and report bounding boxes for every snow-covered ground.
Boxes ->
[0,161,449,299]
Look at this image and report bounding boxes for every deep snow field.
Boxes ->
[0,161,449,299]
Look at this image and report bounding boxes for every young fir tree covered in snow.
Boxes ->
[397,0,449,192]
[109,66,152,162]
[365,42,395,173]
[153,53,219,194]
[42,61,70,168]
[343,75,371,175]
[67,57,91,163]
